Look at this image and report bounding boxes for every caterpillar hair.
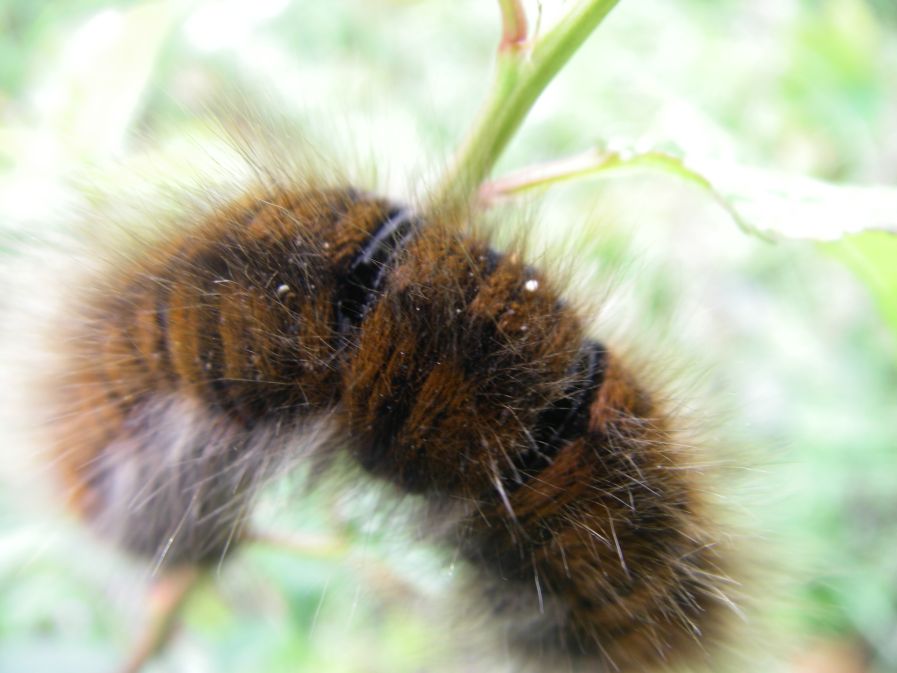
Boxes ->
[28,124,741,672]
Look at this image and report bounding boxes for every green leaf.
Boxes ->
[690,160,897,241]
[483,146,897,340]
[823,231,897,340]
[482,146,897,242]
[39,1,176,161]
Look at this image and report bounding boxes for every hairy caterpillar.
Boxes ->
[29,129,741,672]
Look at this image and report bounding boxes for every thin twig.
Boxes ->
[479,148,611,203]
[245,528,349,558]
[117,566,204,673]
[246,528,425,605]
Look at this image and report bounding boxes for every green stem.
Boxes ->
[478,147,761,237]
[246,528,349,558]
[497,0,528,51]
[431,0,622,206]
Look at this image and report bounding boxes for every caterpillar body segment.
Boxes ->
[44,181,736,671]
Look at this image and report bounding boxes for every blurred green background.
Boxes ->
[1,1,896,672]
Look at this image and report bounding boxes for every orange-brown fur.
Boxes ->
[44,185,736,671]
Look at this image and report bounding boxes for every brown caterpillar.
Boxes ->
[37,149,739,671]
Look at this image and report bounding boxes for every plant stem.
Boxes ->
[497,0,528,52]
[246,528,349,558]
[431,0,621,206]
[478,147,756,235]
[118,566,203,673]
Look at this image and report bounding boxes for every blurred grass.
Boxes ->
[1,1,896,672]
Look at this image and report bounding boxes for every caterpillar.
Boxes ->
[30,134,741,672]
